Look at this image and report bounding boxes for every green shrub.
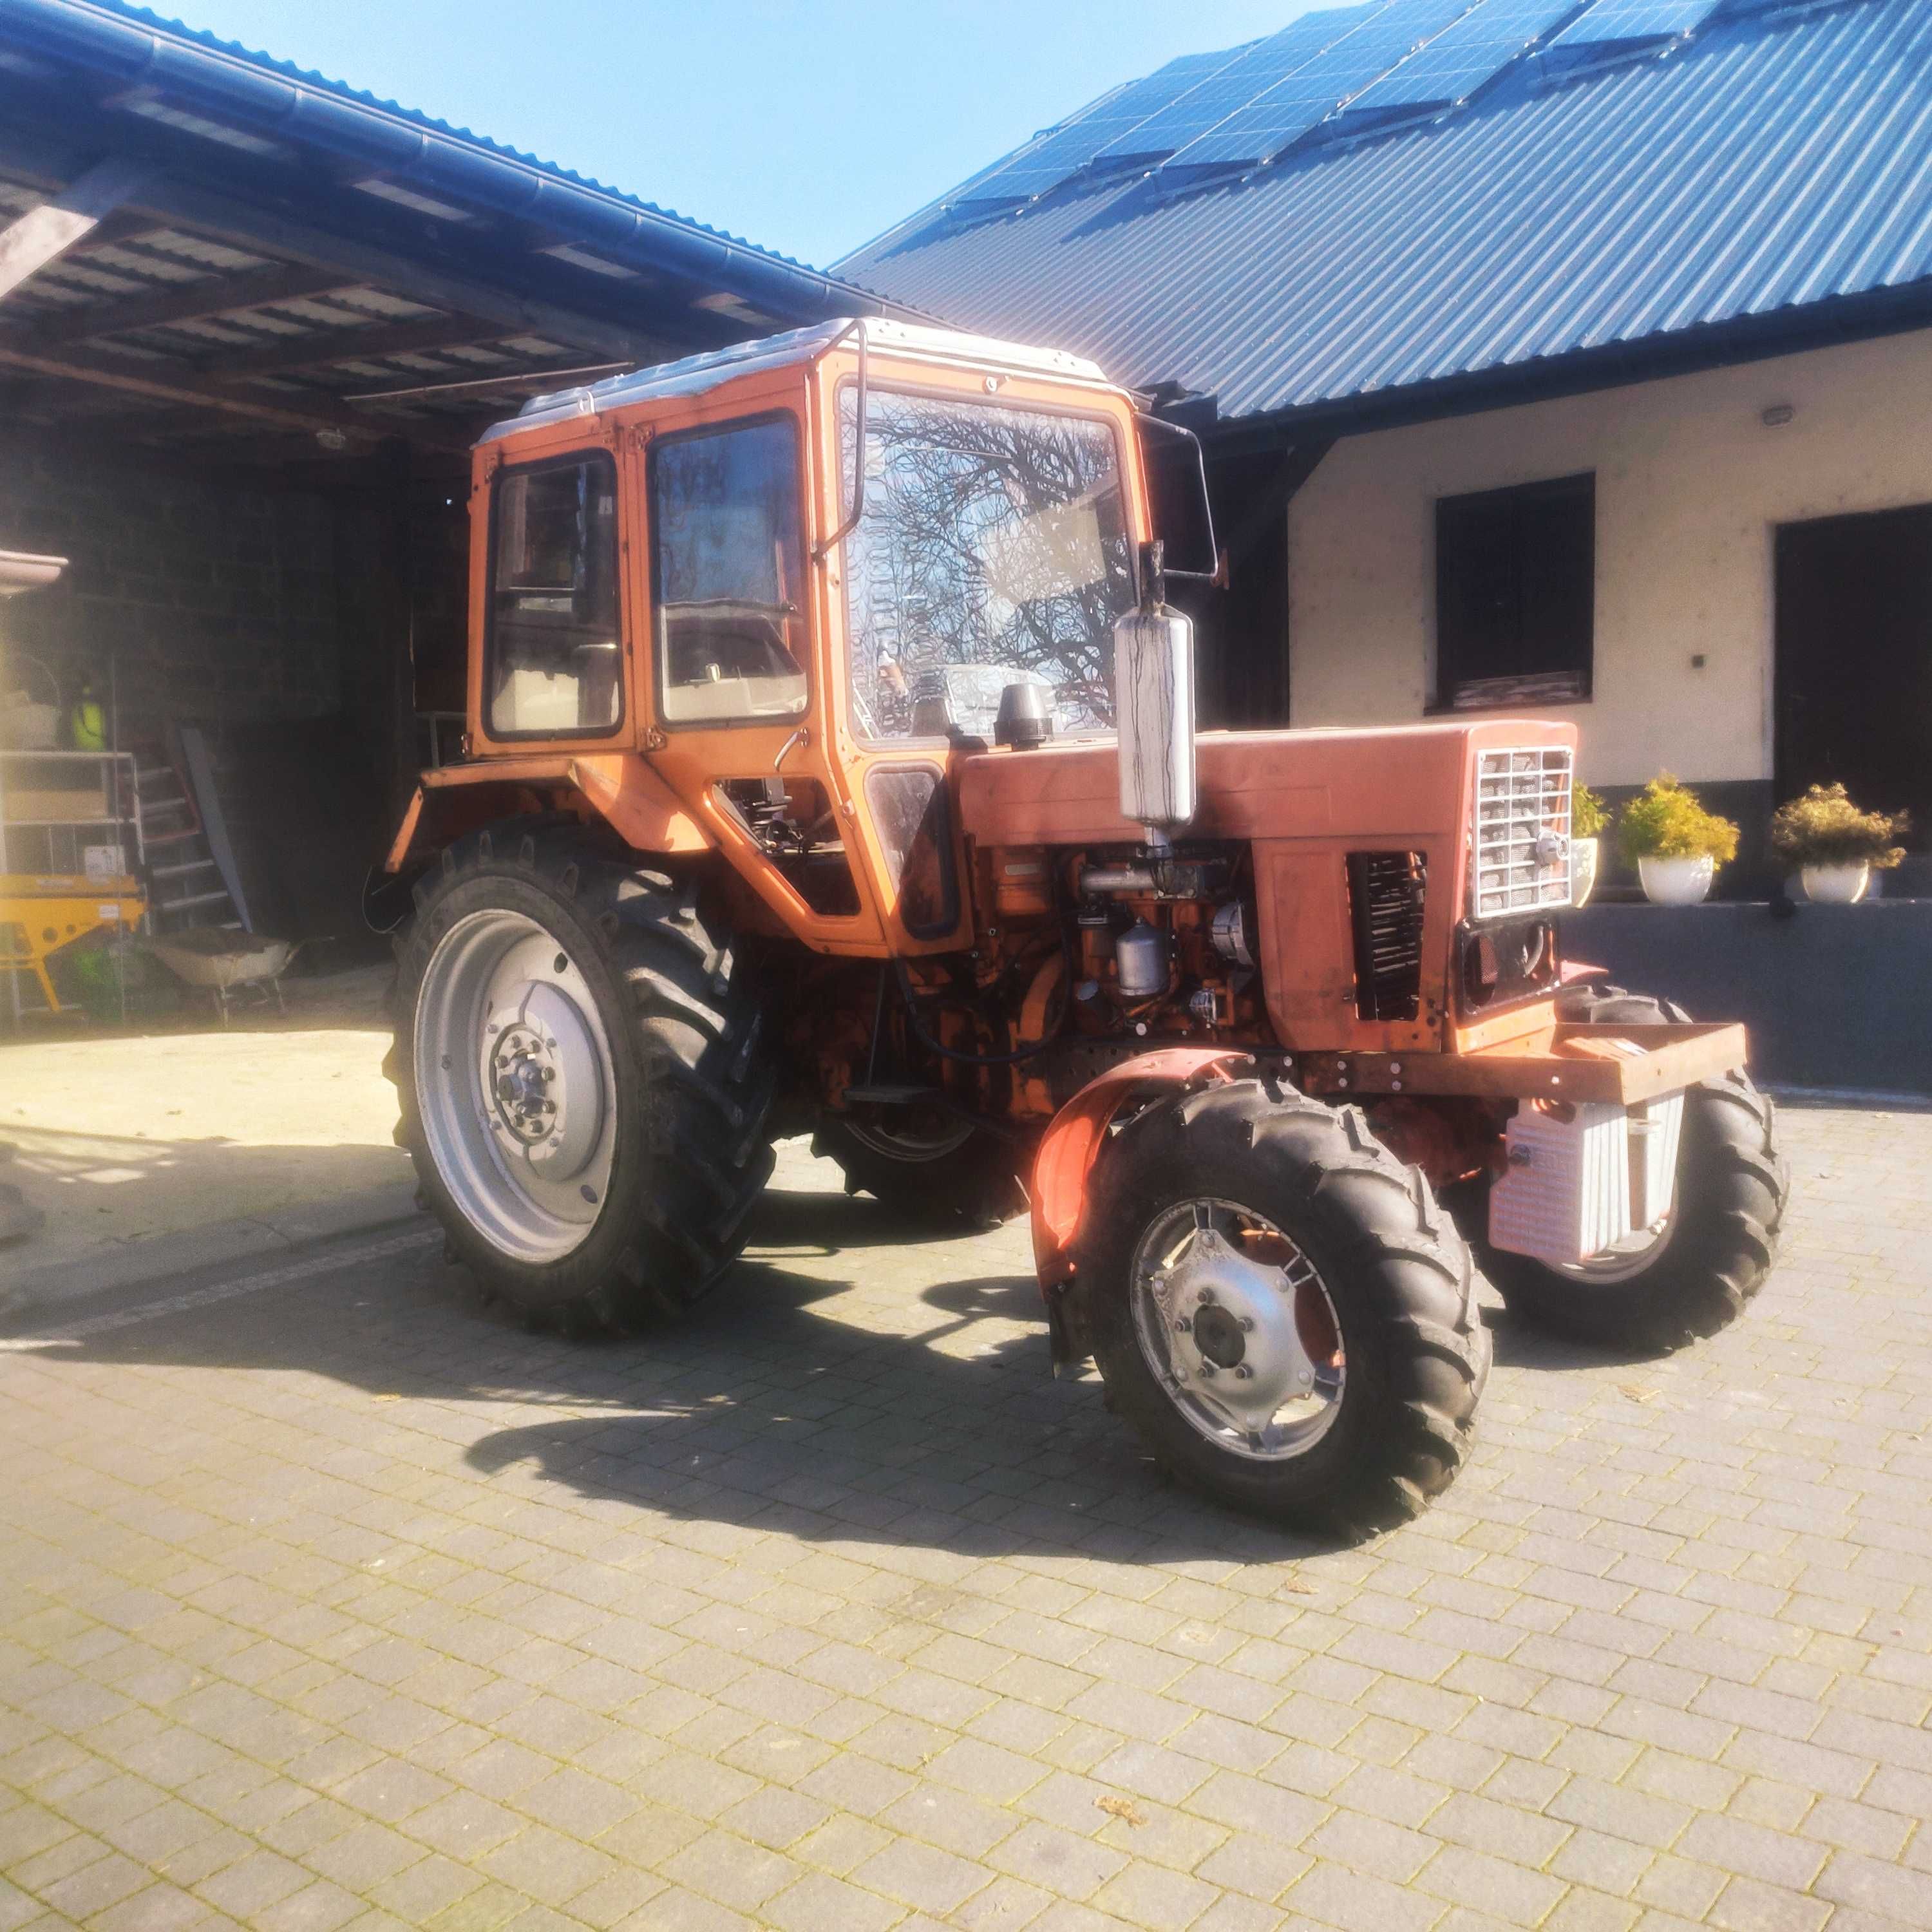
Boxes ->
[1571,782,1607,840]
[1616,775,1739,866]
[1768,782,1907,869]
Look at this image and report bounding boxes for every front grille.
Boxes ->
[1472,746,1573,920]
[1348,851,1426,1022]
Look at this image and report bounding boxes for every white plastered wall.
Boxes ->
[1285,329,1932,785]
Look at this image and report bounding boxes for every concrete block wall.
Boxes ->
[0,440,341,727]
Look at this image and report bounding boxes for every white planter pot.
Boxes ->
[1800,862,1870,904]
[1638,855,1714,905]
[1570,837,1600,907]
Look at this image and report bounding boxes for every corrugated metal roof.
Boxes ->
[71,0,815,270]
[838,0,1932,425]
[3,0,890,319]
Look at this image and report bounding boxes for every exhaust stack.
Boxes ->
[1113,541,1197,848]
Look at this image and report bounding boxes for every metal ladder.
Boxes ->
[132,726,249,932]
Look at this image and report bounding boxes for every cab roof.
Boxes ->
[480,317,1119,443]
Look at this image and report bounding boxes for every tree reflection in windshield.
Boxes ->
[841,390,1135,741]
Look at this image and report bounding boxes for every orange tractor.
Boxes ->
[381,319,1786,1531]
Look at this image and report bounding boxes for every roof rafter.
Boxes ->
[0,261,363,342]
[0,154,148,301]
[0,337,471,451]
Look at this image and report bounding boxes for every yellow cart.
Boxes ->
[0,873,146,1014]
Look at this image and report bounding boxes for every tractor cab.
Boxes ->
[421,317,1157,961]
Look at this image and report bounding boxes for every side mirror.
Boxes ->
[1135,413,1218,585]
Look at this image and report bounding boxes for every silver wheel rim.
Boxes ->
[414,908,618,1264]
[1555,1204,1678,1283]
[1131,1197,1346,1463]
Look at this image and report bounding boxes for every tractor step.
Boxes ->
[843,1084,946,1107]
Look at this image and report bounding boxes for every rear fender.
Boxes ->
[1032,1048,1253,1296]
[384,753,710,872]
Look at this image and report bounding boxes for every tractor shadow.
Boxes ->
[455,1249,1349,1565]
[1481,1303,1665,1372]
[33,1175,1350,1564]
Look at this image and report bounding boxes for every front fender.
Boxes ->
[1030,1048,1253,1293]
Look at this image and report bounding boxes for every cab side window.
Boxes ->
[487,454,622,737]
[650,417,808,726]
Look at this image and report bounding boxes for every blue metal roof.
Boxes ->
[1,0,882,323]
[837,0,1932,427]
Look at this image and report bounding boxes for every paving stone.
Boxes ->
[1,1114,1926,1932]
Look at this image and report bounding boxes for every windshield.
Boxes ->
[840,386,1135,742]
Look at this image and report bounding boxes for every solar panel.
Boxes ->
[1345,0,1577,113]
[951,48,1249,209]
[1093,2,1388,165]
[1546,0,1724,52]
[1161,0,1483,175]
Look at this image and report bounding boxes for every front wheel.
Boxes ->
[1080,1079,1490,1535]
[1478,986,1788,1353]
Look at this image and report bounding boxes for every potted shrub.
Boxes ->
[1768,782,1907,904]
[1569,782,1607,906]
[1618,774,1739,905]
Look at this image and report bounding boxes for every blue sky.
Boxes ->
[166,1,1321,270]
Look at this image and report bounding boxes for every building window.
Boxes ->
[486,453,623,739]
[1434,473,1594,711]
[650,415,808,728]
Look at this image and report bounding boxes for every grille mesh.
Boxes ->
[1472,747,1573,920]
[1348,851,1427,1023]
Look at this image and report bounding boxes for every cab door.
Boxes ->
[632,390,887,956]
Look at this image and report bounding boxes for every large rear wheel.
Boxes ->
[815,1106,1030,1225]
[1479,986,1788,1352]
[1081,1079,1489,1534]
[388,827,775,1332]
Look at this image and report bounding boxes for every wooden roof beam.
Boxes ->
[0,338,471,452]
[0,155,149,302]
[135,175,668,363]
[0,260,364,343]
[198,312,524,381]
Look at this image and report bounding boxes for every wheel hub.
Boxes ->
[1157,1225,1318,1433]
[490,1025,557,1146]
[478,979,606,1185]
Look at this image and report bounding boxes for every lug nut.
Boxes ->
[1235,1365,1253,1379]
[1239,1316,1255,1332]
[1174,1318,1191,1334]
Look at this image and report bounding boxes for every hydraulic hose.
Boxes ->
[891,958,1059,1067]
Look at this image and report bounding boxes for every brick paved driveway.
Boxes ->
[3,1102,1929,1932]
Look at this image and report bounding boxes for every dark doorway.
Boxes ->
[1775,503,1932,849]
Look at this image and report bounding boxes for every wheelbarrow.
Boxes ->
[144,929,301,1024]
